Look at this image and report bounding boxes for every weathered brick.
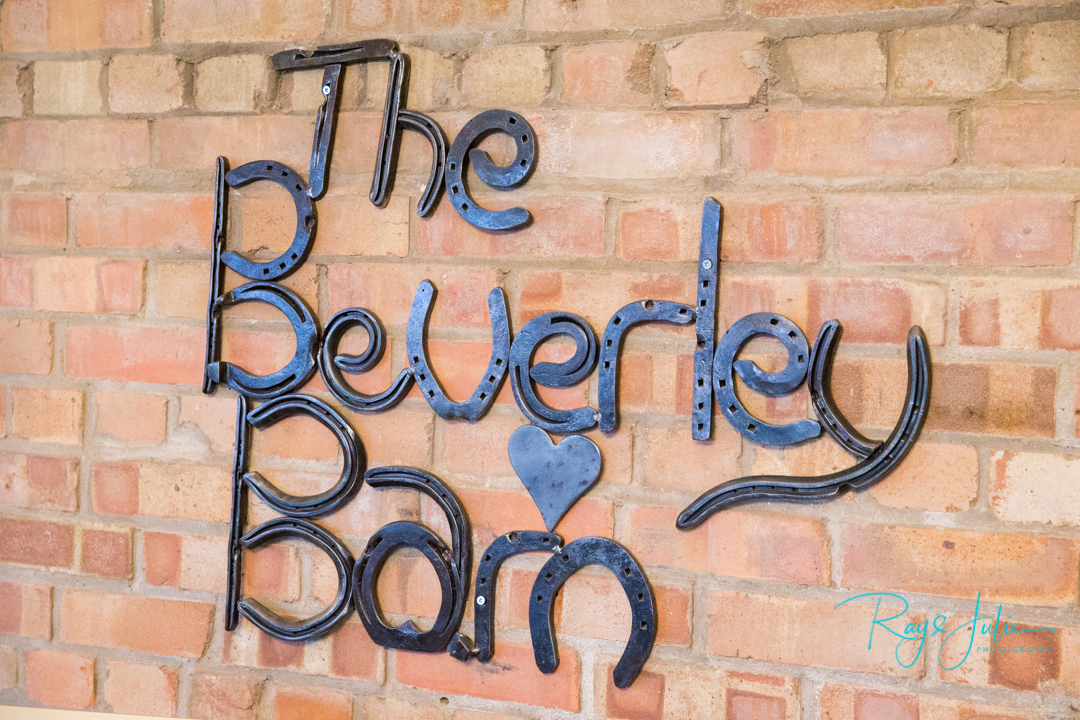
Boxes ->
[26,649,94,709]
[0,257,32,307]
[819,683,1043,720]
[109,54,184,114]
[66,326,204,385]
[398,640,580,710]
[275,686,352,720]
[665,32,766,107]
[894,25,1007,97]
[869,442,978,512]
[155,116,313,170]
[0,453,77,512]
[1,119,149,176]
[104,661,178,717]
[463,45,550,107]
[191,673,263,720]
[564,112,721,178]
[195,55,270,113]
[0,517,74,568]
[708,510,829,585]
[972,104,1080,167]
[0,62,25,117]
[0,646,15,690]
[92,460,229,522]
[731,107,955,176]
[836,196,1073,267]
[76,193,212,249]
[526,0,724,30]
[2,193,66,247]
[928,362,1056,438]
[61,590,213,656]
[32,256,143,313]
[562,43,653,107]
[163,0,323,42]
[0,319,52,375]
[329,620,384,681]
[79,527,132,579]
[339,0,522,34]
[1019,21,1080,90]
[786,32,885,98]
[992,451,1080,526]
[1,0,150,51]
[708,590,922,677]
[11,387,83,445]
[807,277,945,345]
[841,523,1079,605]
[33,60,104,115]
[0,581,52,637]
[94,391,166,444]
[315,191,410,256]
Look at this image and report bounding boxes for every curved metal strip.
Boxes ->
[407,280,510,421]
[473,531,563,662]
[221,161,316,281]
[713,312,820,446]
[352,521,458,653]
[272,39,399,71]
[809,320,879,459]
[307,63,342,201]
[444,109,535,231]
[226,395,249,632]
[204,156,229,395]
[598,300,695,433]
[398,109,448,217]
[529,537,656,689]
[679,326,931,529]
[205,282,320,400]
[319,308,414,413]
[370,52,405,208]
[693,198,721,440]
[242,394,364,517]
[509,312,599,434]
[238,517,354,641]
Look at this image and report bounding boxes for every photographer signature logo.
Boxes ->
[836,592,1056,670]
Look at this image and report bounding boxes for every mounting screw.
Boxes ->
[702,259,713,270]
[476,596,486,606]
[322,85,331,95]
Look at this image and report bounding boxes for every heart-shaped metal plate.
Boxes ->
[508,425,602,532]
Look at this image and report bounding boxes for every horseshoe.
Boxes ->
[205,281,319,400]
[509,312,599,434]
[220,161,316,281]
[597,300,694,433]
[237,517,354,641]
[319,308,414,413]
[473,530,563,662]
[444,109,535,231]
[809,320,880,459]
[352,467,472,655]
[713,312,821,446]
[693,198,721,440]
[397,109,448,217]
[241,394,364,518]
[407,281,510,421]
[529,537,656,689]
[679,326,931,529]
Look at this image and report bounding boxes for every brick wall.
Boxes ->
[2,0,1080,718]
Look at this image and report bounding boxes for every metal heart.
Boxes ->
[508,425,602,532]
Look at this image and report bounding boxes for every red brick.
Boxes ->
[0,319,52,375]
[605,669,664,720]
[143,531,182,586]
[928,362,1056,438]
[727,690,786,720]
[2,0,150,51]
[330,620,384,681]
[10,387,83,444]
[31,256,144,313]
[79,527,132,579]
[0,517,74,568]
[366,697,442,720]
[786,32,886,99]
[26,649,94,709]
[397,640,580,711]
[665,32,766,107]
[162,0,322,42]
[191,674,263,720]
[708,510,829,585]
[258,634,304,669]
[2,193,66,247]
[1041,286,1080,349]
[645,427,741,492]
[156,116,313,170]
[339,0,521,34]
[708,590,923,677]
[104,660,178,717]
[807,276,945,345]
[557,574,691,647]
[1,119,149,176]
[0,257,32,307]
[992,451,1080,526]
[842,524,1079,606]
[61,590,213,656]
[750,0,950,16]
[0,61,21,118]
[836,196,1073,267]
[274,686,351,720]
[420,196,605,258]
[819,683,1043,720]
[0,646,14,690]
[463,45,550,107]
[314,192,409,257]
[869,442,978,512]
[0,453,79,511]
[92,461,138,515]
[109,54,184,114]
[562,43,653,107]
[732,107,955,176]
[626,505,708,572]
[76,193,212,250]
[0,581,51,637]
[66,326,203,385]
[893,25,1008,98]
[972,104,1080,168]
[1019,21,1080,90]
[92,460,229,522]
[526,0,724,30]
[94,391,166,444]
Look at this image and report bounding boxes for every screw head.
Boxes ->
[476,596,486,606]
[322,85,331,96]
[702,259,713,270]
